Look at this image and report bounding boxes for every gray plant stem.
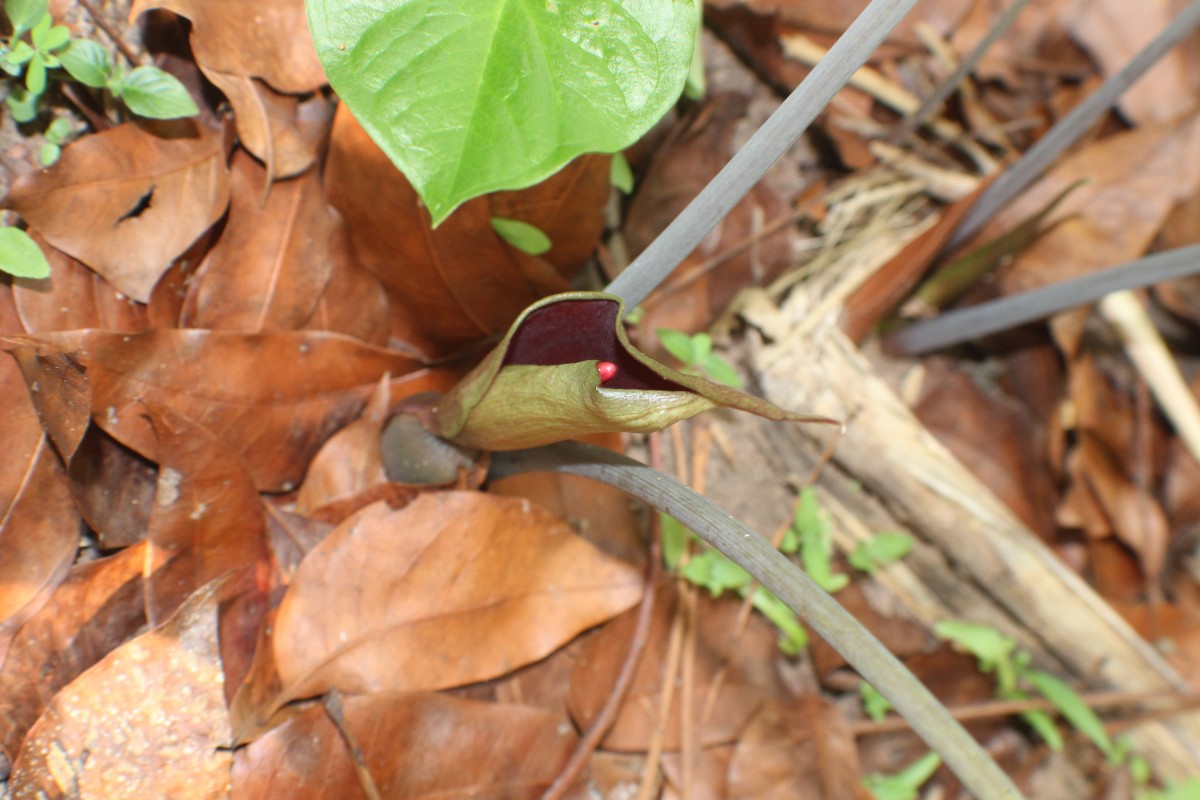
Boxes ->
[604,0,918,309]
[490,442,1027,800]
[885,243,1200,354]
[944,0,1200,251]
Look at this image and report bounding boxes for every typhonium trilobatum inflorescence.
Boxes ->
[427,292,836,451]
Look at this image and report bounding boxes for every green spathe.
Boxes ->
[430,292,834,450]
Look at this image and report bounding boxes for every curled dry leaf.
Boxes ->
[0,340,81,666]
[182,151,334,331]
[8,581,231,799]
[3,329,442,491]
[232,692,575,799]
[429,292,834,450]
[325,105,583,355]
[0,544,146,767]
[235,492,641,731]
[727,696,872,800]
[202,71,318,179]
[130,0,326,93]
[5,121,231,303]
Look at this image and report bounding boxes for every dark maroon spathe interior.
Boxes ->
[503,299,686,392]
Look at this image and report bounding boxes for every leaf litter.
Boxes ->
[2,0,1200,797]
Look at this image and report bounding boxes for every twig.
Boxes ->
[889,0,1033,142]
[491,442,1027,800]
[77,0,142,66]
[605,0,919,309]
[323,690,383,800]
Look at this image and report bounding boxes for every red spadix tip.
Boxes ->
[597,362,618,383]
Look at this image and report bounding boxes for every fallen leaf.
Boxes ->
[181,151,334,331]
[295,377,389,516]
[202,71,317,179]
[5,121,231,303]
[0,353,80,666]
[239,493,641,728]
[5,341,90,461]
[141,404,269,703]
[232,692,575,799]
[4,329,440,490]
[66,428,157,549]
[11,233,148,334]
[324,105,577,355]
[568,588,775,752]
[301,221,393,347]
[727,695,872,800]
[130,0,326,93]
[0,544,146,767]
[8,581,232,799]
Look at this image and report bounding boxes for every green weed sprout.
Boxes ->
[657,327,744,388]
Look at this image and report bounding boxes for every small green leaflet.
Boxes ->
[490,217,551,255]
[863,752,941,800]
[0,227,51,279]
[610,152,634,194]
[849,531,913,574]
[113,66,199,119]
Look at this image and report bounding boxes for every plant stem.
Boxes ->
[883,243,1200,354]
[604,0,918,309]
[490,442,1027,800]
[944,0,1200,251]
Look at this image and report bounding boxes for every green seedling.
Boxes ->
[849,531,914,574]
[657,327,744,388]
[490,217,551,256]
[859,680,893,722]
[864,752,942,800]
[2,1,197,123]
[936,619,1118,760]
[38,116,72,165]
[0,226,50,279]
[789,486,849,592]
[610,152,634,194]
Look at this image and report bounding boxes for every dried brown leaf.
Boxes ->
[5,121,230,303]
[9,581,231,799]
[4,329,439,490]
[324,105,577,355]
[727,696,872,800]
[181,151,334,331]
[130,0,326,93]
[232,692,575,799]
[66,428,157,549]
[237,493,641,729]
[203,71,317,179]
[295,377,389,515]
[0,544,146,767]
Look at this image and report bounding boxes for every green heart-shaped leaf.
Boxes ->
[306,0,697,224]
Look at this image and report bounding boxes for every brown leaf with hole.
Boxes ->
[0,544,146,767]
[0,347,80,666]
[66,428,157,549]
[131,0,326,93]
[4,329,441,491]
[9,580,231,799]
[5,121,230,303]
[203,71,317,179]
[568,588,775,752]
[238,493,641,728]
[727,695,872,800]
[232,692,575,799]
[324,105,578,355]
[12,233,148,334]
[182,151,334,331]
